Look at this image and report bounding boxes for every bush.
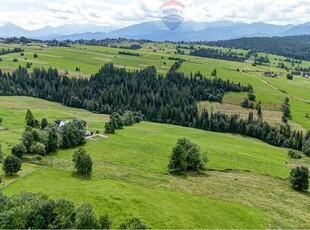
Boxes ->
[248,92,256,101]
[34,53,38,58]
[286,73,293,80]
[119,218,147,230]
[26,62,32,68]
[11,143,27,159]
[72,149,93,176]
[13,58,18,62]
[290,166,309,191]
[287,150,302,159]
[211,69,217,76]
[2,155,22,175]
[29,142,47,156]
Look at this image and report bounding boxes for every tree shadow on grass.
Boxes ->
[4,174,21,180]
[71,172,92,181]
[166,171,211,179]
[293,188,310,197]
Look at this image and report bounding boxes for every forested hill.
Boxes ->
[207,35,310,61]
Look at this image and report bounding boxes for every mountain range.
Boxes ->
[0,21,309,42]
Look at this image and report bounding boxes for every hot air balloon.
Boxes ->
[161,0,185,31]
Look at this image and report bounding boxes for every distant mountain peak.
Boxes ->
[0,21,309,41]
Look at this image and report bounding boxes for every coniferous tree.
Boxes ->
[290,166,309,191]
[25,109,36,127]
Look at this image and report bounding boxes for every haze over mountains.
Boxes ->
[0,20,309,42]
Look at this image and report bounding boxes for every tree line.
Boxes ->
[0,192,147,229]
[207,35,310,61]
[189,48,251,62]
[0,47,24,56]
[0,64,309,151]
[0,63,249,125]
[118,51,141,57]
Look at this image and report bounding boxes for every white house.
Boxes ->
[59,120,69,127]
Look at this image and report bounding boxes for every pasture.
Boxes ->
[0,97,310,228]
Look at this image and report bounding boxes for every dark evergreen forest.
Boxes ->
[207,35,310,61]
[189,48,250,62]
[0,62,308,151]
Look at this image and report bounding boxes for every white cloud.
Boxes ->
[0,0,309,29]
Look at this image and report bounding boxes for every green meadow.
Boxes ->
[0,97,310,228]
[0,41,309,129]
[0,40,310,228]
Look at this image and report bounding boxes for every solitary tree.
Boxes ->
[211,69,217,76]
[168,143,187,174]
[168,138,207,174]
[248,92,256,101]
[290,166,309,191]
[2,155,22,175]
[72,149,93,176]
[286,73,293,80]
[257,104,263,118]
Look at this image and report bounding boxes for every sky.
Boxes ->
[0,0,309,30]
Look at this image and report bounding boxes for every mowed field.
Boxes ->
[0,97,310,228]
[0,41,309,130]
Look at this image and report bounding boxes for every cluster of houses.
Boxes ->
[263,71,310,79]
[263,71,282,77]
[291,71,310,78]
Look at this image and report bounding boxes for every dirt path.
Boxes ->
[86,134,108,139]
[243,71,309,103]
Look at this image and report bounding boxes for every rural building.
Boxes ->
[58,120,69,127]
[291,71,302,76]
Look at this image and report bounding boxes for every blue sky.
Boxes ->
[0,0,309,29]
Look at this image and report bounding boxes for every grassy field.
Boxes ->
[0,41,309,130]
[1,97,310,228]
[0,41,310,228]
[197,101,306,131]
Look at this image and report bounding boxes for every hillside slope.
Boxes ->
[1,97,310,228]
